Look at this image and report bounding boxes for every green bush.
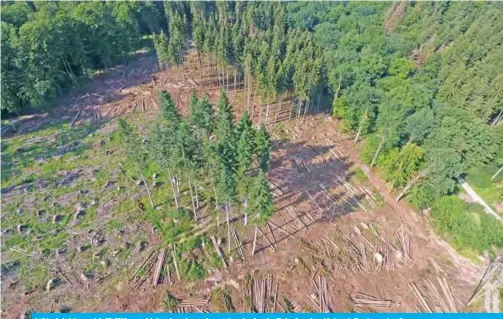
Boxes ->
[179,257,205,281]
[430,196,503,253]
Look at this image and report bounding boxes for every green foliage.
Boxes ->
[255,124,271,172]
[159,91,181,124]
[189,95,215,137]
[164,292,180,312]
[381,143,424,189]
[118,118,146,170]
[430,196,503,254]
[1,1,161,114]
[236,112,256,199]
[179,257,206,281]
[216,90,237,172]
[249,170,274,226]
[146,207,194,246]
[467,162,503,189]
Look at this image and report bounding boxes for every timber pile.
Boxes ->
[244,275,284,313]
[410,277,458,313]
[328,224,412,275]
[311,276,331,312]
[351,292,393,310]
[128,249,157,289]
[177,298,210,313]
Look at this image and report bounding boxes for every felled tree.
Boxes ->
[249,170,274,255]
[255,124,271,172]
[118,118,154,208]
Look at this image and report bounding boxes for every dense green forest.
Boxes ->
[2,1,502,254]
[1,1,165,113]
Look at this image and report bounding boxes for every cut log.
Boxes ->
[153,248,167,286]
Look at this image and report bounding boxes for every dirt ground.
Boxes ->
[1,50,487,317]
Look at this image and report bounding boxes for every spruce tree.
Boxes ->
[159,90,180,124]
[249,170,274,254]
[235,112,256,225]
[118,118,154,208]
[188,91,199,125]
[255,124,271,172]
[216,90,237,171]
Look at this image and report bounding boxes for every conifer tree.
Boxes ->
[152,30,170,70]
[118,118,154,208]
[235,112,256,225]
[255,124,271,172]
[188,91,199,125]
[249,170,274,255]
[216,90,237,171]
[159,90,180,124]
[150,121,179,208]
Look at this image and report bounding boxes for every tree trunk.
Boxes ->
[492,108,503,126]
[176,174,181,194]
[198,51,203,83]
[214,186,219,230]
[259,95,263,125]
[395,171,426,202]
[167,168,179,208]
[354,124,362,143]
[247,73,252,115]
[188,176,197,222]
[243,197,248,226]
[289,96,294,120]
[491,165,503,181]
[194,182,199,208]
[371,139,384,167]
[266,103,270,125]
[226,69,229,93]
[252,226,258,255]
[226,200,231,254]
[234,68,237,95]
[355,110,368,143]
[140,171,154,209]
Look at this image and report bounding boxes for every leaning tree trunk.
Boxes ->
[167,167,179,208]
[188,176,197,222]
[491,165,503,181]
[140,171,154,209]
[243,197,248,226]
[198,51,203,83]
[395,171,426,202]
[252,226,258,255]
[371,139,385,167]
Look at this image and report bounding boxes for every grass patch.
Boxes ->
[430,196,503,256]
[351,167,368,183]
